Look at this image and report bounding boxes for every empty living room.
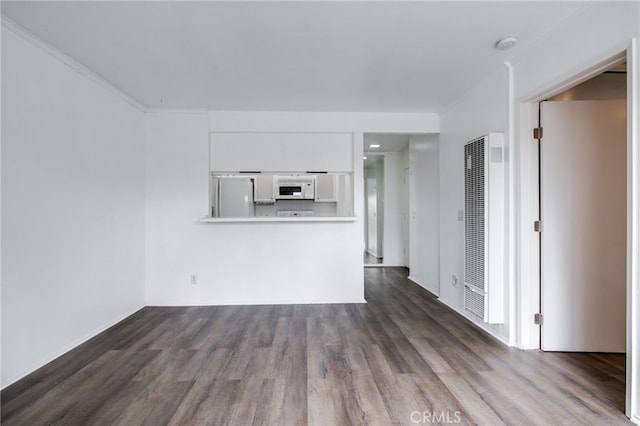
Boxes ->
[2,1,640,425]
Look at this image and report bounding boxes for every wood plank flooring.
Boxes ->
[364,252,383,265]
[1,267,630,425]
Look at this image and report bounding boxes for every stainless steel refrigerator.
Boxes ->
[213,176,255,217]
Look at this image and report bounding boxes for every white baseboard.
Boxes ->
[1,304,145,389]
[404,275,510,347]
[146,298,367,307]
[631,413,640,425]
[365,249,382,259]
[365,264,406,268]
[436,296,511,347]
[407,275,440,297]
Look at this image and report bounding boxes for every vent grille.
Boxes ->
[464,285,485,319]
[464,137,485,292]
[463,133,505,324]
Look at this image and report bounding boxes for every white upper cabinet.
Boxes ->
[253,174,275,203]
[315,174,338,202]
[210,132,353,172]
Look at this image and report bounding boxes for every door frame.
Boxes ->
[518,43,637,418]
[362,135,414,268]
[402,166,411,269]
[365,174,379,259]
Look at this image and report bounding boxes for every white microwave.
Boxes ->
[274,176,315,200]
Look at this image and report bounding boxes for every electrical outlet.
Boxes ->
[451,274,458,287]
[190,274,198,285]
[457,210,464,221]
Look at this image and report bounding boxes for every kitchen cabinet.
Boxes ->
[254,174,275,203]
[315,174,338,202]
[210,132,353,172]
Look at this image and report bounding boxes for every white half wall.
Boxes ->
[145,111,367,305]
[146,111,438,305]
[408,135,440,295]
[1,24,146,387]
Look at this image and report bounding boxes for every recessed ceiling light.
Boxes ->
[363,156,368,160]
[369,144,381,148]
[495,35,519,51]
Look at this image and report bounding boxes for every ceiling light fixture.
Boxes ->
[363,156,368,160]
[369,144,381,148]
[495,35,519,51]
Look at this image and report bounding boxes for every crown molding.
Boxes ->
[144,108,209,115]
[2,15,146,113]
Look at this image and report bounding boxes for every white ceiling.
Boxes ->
[364,134,410,153]
[363,133,410,168]
[2,1,591,112]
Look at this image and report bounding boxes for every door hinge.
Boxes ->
[534,220,543,233]
[534,313,543,325]
[533,127,543,139]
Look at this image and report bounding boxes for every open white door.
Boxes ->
[541,100,626,352]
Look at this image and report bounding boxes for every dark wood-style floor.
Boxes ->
[364,251,383,265]
[2,268,630,425]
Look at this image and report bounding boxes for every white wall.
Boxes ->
[146,113,356,305]
[400,145,411,268]
[401,147,410,268]
[408,134,440,294]
[439,67,510,340]
[382,152,404,266]
[0,18,4,392]
[145,111,438,305]
[1,25,146,387]
[632,37,640,425]
[207,111,439,134]
[375,157,384,258]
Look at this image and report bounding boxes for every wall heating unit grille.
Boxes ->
[463,133,505,324]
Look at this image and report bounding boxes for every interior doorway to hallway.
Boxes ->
[363,134,410,267]
[364,155,384,265]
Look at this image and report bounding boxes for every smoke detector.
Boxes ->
[495,35,519,51]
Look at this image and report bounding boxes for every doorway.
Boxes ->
[364,155,384,264]
[363,134,410,267]
[519,53,634,417]
[539,64,627,352]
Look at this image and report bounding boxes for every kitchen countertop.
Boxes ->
[199,216,357,223]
